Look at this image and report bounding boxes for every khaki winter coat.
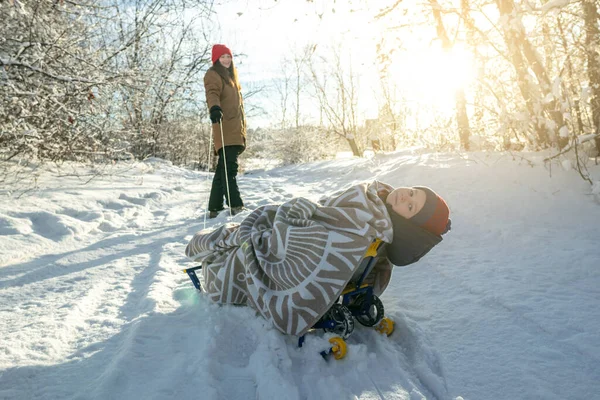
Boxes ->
[204,69,247,152]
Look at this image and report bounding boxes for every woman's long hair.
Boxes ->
[210,60,240,89]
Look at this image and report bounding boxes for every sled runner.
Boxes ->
[183,265,203,292]
[184,237,395,361]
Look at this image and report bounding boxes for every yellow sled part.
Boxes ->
[375,317,395,336]
[329,337,348,360]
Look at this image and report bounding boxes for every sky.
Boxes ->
[207,0,380,127]
[204,0,478,129]
[1,149,599,399]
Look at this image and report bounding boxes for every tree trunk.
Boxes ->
[495,0,548,145]
[521,33,566,147]
[455,90,471,150]
[495,0,568,148]
[557,16,584,135]
[583,0,600,153]
[429,0,471,150]
[346,136,361,157]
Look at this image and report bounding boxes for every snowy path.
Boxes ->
[1,153,599,400]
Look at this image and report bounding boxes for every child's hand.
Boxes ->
[377,188,390,201]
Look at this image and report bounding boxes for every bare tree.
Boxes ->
[292,48,313,130]
[307,45,361,157]
[273,47,312,131]
[273,62,292,130]
[102,0,212,160]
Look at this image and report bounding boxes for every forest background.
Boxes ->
[1,0,599,183]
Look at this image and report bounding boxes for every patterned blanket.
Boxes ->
[185,181,395,336]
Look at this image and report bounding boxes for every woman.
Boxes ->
[185,180,451,336]
[204,44,247,218]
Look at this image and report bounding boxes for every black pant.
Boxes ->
[208,145,244,211]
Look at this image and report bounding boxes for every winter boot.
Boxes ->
[231,206,246,216]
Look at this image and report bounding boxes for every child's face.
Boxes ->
[386,187,426,219]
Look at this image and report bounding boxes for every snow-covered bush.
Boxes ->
[243,126,346,165]
[1,1,110,162]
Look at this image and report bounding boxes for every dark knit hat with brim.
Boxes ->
[384,186,451,266]
[385,203,442,266]
[411,186,450,236]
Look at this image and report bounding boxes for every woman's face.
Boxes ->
[386,187,426,219]
[219,54,232,68]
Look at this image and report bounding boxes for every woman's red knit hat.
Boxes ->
[212,44,232,64]
[411,186,451,236]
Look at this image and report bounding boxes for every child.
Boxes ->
[185,181,451,336]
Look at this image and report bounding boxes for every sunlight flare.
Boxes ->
[390,44,475,108]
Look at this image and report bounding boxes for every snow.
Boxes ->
[1,150,599,400]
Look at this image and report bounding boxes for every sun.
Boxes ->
[389,44,476,110]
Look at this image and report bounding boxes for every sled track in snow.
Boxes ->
[350,316,450,400]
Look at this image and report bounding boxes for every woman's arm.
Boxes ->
[204,70,223,109]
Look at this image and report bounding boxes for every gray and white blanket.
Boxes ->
[185,181,395,336]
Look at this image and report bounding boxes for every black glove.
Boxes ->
[209,105,223,124]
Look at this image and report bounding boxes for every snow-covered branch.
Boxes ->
[0,58,100,84]
[544,134,600,162]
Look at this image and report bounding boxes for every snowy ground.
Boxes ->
[1,151,599,400]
